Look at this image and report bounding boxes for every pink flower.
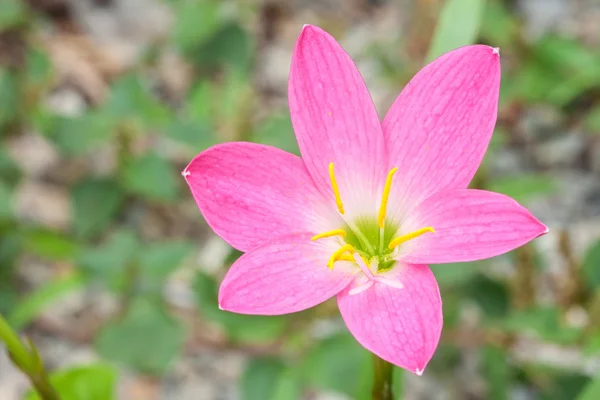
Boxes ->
[183,25,547,375]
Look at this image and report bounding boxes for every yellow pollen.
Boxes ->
[388,227,435,249]
[311,229,346,241]
[378,167,398,228]
[327,244,354,270]
[329,162,344,214]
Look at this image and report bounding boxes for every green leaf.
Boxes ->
[464,274,509,318]
[0,180,12,221]
[301,333,370,397]
[270,369,302,400]
[577,373,600,400]
[426,0,485,61]
[479,0,518,48]
[78,229,139,286]
[22,229,79,261]
[482,346,510,400]
[172,0,221,52]
[513,36,600,106]
[252,114,299,155]
[583,241,600,289]
[9,274,85,330]
[241,357,287,400]
[192,23,252,71]
[430,261,484,286]
[0,148,20,185]
[500,307,581,344]
[51,113,116,155]
[0,231,21,272]
[186,81,213,126]
[0,70,18,127]
[72,178,124,239]
[102,75,169,128]
[540,372,590,400]
[535,36,600,76]
[585,106,600,134]
[26,363,118,400]
[487,174,556,204]
[510,58,562,103]
[121,153,179,202]
[26,47,53,88]
[219,69,251,121]
[139,240,192,281]
[193,272,287,342]
[0,0,26,31]
[164,118,215,150]
[95,299,185,374]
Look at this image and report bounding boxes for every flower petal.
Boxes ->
[399,189,548,264]
[184,142,337,252]
[219,234,355,315]
[337,264,442,374]
[382,45,501,218]
[288,25,385,217]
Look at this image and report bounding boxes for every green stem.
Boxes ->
[0,313,32,371]
[0,313,60,400]
[372,354,394,400]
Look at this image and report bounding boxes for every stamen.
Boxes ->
[349,253,404,295]
[328,162,345,214]
[311,229,346,241]
[377,167,398,228]
[327,244,354,269]
[388,227,435,249]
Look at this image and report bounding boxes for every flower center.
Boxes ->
[311,163,435,292]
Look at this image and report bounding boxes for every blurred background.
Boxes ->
[0,0,600,399]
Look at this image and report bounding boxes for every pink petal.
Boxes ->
[399,189,548,264]
[338,264,442,374]
[288,25,385,216]
[183,142,337,252]
[382,45,501,218]
[219,234,355,315]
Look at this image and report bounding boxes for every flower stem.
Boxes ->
[0,313,32,370]
[0,313,60,400]
[372,354,394,400]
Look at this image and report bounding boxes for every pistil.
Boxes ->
[348,252,404,296]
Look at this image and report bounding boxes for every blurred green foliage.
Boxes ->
[1,0,600,398]
[25,364,117,400]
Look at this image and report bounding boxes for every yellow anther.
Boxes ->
[327,244,354,270]
[311,229,347,241]
[329,162,345,214]
[378,167,398,228]
[388,227,435,249]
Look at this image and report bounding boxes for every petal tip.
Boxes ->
[541,223,550,235]
[414,367,424,376]
[492,47,500,56]
[181,169,191,179]
[299,24,320,37]
[531,215,549,237]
